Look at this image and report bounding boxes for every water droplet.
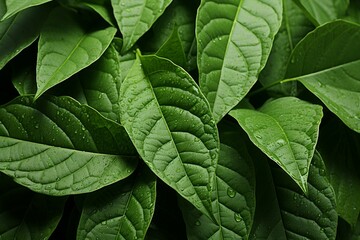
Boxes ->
[275,139,286,146]
[98,94,103,99]
[290,58,296,64]
[255,134,262,139]
[293,194,298,200]
[234,213,242,222]
[101,221,107,225]
[227,187,236,198]
[195,221,201,226]
[56,177,60,181]
[319,168,326,176]
[34,124,39,129]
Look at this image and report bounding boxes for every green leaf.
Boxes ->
[229,97,323,193]
[250,152,338,240]
[80,1,116,26]
[111,0,172,52]
[0,174,66,239]
[61,42,122,123]
[77,165,156,240]
[156,26,186,67]
[0,95,138,195]
[35,7,117,99]
[345,1,360,24]
[181,140,255,239]
[119,53,219,219]
[258,0,314,96]
[1,0,52,20]
[197,0,283,123]
[11,64,37,96]
[0,4,49,71]
[285,20,360,133]
[112,38,137,84]
[293,0,349,25]
[318,118,360,227]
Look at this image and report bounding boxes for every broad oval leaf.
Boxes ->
[250,151,338,240]
[229,97,323,193]
[0,174,66,239]
[77,166,156,240]
[197,0,283,123]
[0,4,49,71]
[35,7,117,99]
[293,0,349,25]
[181,140,255,240]
[285,20,360,133]
[111,0,172,53]
[1,0,51,20]
[119,53,219,219]
[0,95,138,195]
[258,0,314,96]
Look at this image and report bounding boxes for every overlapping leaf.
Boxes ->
[197,0,283,122]
[77,166,156,240]
[0,173,66,239]
[0,95,138,195]
[259,0,313,96]
[111,0,172,52]
[1,0,52,20]
[250,152,338,240]
[181,140,255,239]
[285,20,360,133]
[120,53,219,219]
[0,5,49,70]
[35,7,116,99]
[293,0,349,25]
[230,97,323,193]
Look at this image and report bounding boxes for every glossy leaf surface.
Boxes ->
[286,20,360,133]
[111,0,172,52]
[77,166,156,240]
[35,7,116,99]
[1,0,51,20]
[0,96,137,195]
[197,0,283,122]
[120,54,219,218]
[230,97,323,193]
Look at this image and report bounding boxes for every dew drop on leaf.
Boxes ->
[234,213,242,222]
[255,134,262,140]
[227,187,236,198]
[195,220,201,226]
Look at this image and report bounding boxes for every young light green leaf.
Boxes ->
[60,42,121,123]
[1,0,51,20]
[230,97,323,193]
[111,0,172,53]
[0,4,49,71]
[293,0,349,25]
[0,174,66,239]
[0,95,138,195]
[259,0,313,96]
[181,141,255,239]
[77,166,156,240]
[285,20,360,133]
[35,7,116,99]
[197,0,283,123]
[250,152,338,240]
[119,54,219,219]
[318,119,360,227]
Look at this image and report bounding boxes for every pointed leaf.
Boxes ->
[197,0,283,122]
[0,174,66,239]
[1,0,51,20]
[293,0,349,25]
[77,166,156,240]
[0,95,137,195]
[181,141,255,239]
[229,97,323,193]
[0,4,49,71]
[80,1,116,26]
[111,0,172,52]
[318,119,360,227]
[61,42,122,123]
[35,7,116,99]
[258,0,314,96]
[285,20,360,133]
[251,152,338,239]
[119,54,219,219]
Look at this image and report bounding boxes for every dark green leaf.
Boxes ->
[0,95,137,195]
[77,166,156,240]
[1,0,51,20]
[120,53,219,219]
[197,0,283,122]
[35,7,116,99]
[230,97,323,193]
